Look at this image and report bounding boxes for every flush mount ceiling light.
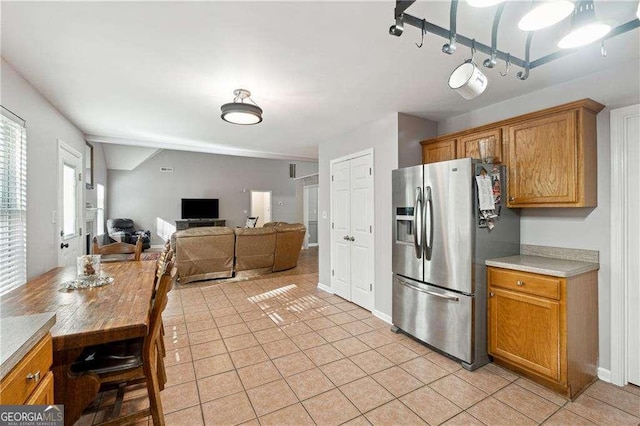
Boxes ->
[387,0,639,100]
[518,0,575,31]
[220,89,263,125]
[558,0,611,49]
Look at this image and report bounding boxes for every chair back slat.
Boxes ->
[92,236,143,260]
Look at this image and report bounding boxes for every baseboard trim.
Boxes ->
[373,310,392,324]
[597,367,612,383]
[317,282,334,294]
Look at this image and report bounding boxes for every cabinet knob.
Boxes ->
[509,197,515,202]
[26,371,41,382]
[489,292,495,297]
[516,280,525,286]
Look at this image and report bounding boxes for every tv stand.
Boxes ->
[175,219,226,231]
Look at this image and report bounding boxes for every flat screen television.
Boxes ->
[181,198,219,219]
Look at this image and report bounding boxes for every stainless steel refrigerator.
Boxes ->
[391,158,520,370]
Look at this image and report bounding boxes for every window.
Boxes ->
[97,183,105,235]
[0,106,27,296]
[62,163,77,238]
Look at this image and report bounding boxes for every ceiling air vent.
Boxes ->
[160,167,174,173]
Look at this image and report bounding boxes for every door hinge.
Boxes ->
[78,173,82,182]
[370,283,372,291]
[370,225,372,233]
[332,222,334,229]
[369,167,372,175]
[331,175,334,182]
[332,269,335,276]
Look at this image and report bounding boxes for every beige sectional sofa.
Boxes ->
[172,222,306,283]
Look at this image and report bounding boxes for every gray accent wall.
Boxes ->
[107,149,317,245]
[437,60,640,373]
[397,113,437,168]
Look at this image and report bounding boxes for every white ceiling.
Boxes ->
[2,1,639,161]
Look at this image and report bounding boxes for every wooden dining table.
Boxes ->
[0,260,157,426]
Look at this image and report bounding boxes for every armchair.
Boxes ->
[107,218,151,250]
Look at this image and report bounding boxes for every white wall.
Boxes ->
[107,149,317,244]
[437,61,640,372]
[1,58,95,278]
[398,113,438,168]
[318,114,399,317]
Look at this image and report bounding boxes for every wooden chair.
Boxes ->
[92,236,143,261]
[71,261,176,425]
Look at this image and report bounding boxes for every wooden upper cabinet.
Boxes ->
[507,111,577,206]
[457,128,503,163]
[506,101,602,208]
[422,138,456,164]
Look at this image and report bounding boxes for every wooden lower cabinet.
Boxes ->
[488,267,598,399]
[0,334,54,405]
[25,372,54,405]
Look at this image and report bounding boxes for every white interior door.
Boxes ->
[625,108,640,386]
[57,141,83,267]
[330,152,374,311]
[349,155,374,310]
[331,160,351,299]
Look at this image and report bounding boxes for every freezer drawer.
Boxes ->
[392,275,474,363]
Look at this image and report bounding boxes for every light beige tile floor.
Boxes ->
[77,247,640,425]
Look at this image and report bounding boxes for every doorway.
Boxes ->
[57,140,83,267]
[303,184,319,248]
[250,190,272,227]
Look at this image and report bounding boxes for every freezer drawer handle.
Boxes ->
[414,187,423,259]
[398,279,460,302]
[516,280,525,286]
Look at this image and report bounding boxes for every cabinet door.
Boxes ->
[25,372,54,405]
[489,287,560,381]
[507,111,577,206]
[457,128,503,163]
[423,139,456,164]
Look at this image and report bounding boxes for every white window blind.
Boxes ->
[0,106,27,296]
[97,183,105,235]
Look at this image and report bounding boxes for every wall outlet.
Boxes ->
[322,211,327,219]
[243,210,248,214]
[52,210,57,224]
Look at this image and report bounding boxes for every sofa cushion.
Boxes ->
[174,226,235,283]
[272,223,306,272]
[234,227,276,274]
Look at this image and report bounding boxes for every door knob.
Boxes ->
[60,242,69,249]
[349,236,355,242]
[343,235,350,240]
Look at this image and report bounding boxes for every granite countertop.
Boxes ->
[485,255,599,278]
[0,312,56,381]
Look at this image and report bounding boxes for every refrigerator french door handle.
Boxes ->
[397,278,460,302]
[424,186,434,260]
[414,187,423,259]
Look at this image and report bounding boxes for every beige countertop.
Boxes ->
[486,255,599,277]
[0,312,56,381]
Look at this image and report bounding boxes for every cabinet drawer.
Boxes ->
[25,372,54,405]
[489,268,560,300]
[0,334,53,405]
